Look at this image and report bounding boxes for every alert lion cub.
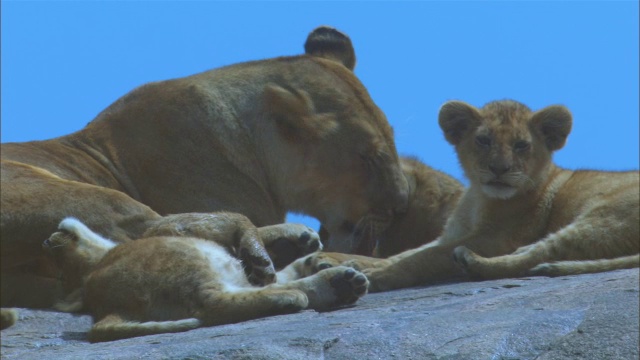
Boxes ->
[44,213,368,342]
[305,100,639,292]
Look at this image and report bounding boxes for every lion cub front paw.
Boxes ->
[238,244,276,286]
[323,266,369,306]
[452,246,479,273]
[265,225,323,269]
[528,262,562,277]
[300,252,343,275]
[342,258,391,272]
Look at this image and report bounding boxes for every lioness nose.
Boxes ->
[489,164,511,176]
[392,177,410,214]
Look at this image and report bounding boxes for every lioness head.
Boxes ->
[263,26,409,252]
[439,100,572,199]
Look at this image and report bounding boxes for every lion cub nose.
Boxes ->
[489,164,511,176]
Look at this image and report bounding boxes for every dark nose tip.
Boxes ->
[43,238,51,248]
[489,164,511,176]
[390,187,409,215]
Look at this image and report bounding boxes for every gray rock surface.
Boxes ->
[1,269,638,360]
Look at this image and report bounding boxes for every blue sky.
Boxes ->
[2,2,638,229]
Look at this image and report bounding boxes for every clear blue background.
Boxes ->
[2,1,638,230]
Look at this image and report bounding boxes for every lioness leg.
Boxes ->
[453,215,639,279]
[2,161,160,308]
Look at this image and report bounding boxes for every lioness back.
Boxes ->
[1,26,408,323]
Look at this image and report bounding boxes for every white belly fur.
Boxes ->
[190,239,253,292]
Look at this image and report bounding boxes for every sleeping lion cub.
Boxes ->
[43,213,368,342]
[302,100,639,292]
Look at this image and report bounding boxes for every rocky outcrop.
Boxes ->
[1,269,638,359]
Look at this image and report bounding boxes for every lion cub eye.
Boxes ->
[475,135,492,147]
[513,140,531,152]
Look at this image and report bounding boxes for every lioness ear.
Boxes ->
[438,101,481,145]
[531,105,572,151]
[263,84,338,141]
[304,26,356,71]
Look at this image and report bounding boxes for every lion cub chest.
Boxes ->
[189,238,252,291]
[86,237,252,318]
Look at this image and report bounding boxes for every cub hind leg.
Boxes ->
[529,254,640,277]
[274,265,369,311]
[197,266,368,328]
[198,288,309,327]
[453,215,639,279]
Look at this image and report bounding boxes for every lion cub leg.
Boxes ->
[528,254,640,277]
[454,215,639,279]
[143,212,276,286]
[273,265,369,311]
[258,224,322,269]
[277,252,389,283]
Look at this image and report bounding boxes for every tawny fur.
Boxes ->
[44,215,367,342]
[0,26,407,322]
[0,308,17,330]
[307,100,639,292]
[321,156,464,256]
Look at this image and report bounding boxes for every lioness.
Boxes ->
[0,26,408,316]
[300,100,639,292]
[43,214,368,342]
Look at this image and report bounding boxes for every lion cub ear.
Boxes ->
[531,105,573,151]
[263,84,339,141]
[438,101,482,146]
[304,26,356,71]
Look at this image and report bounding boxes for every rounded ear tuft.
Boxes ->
[263,84,338,142]
[531,105,573,151]
[438,101,481,145]
[304,26,356,71]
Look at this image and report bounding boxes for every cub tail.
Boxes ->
[88,314,201,343]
